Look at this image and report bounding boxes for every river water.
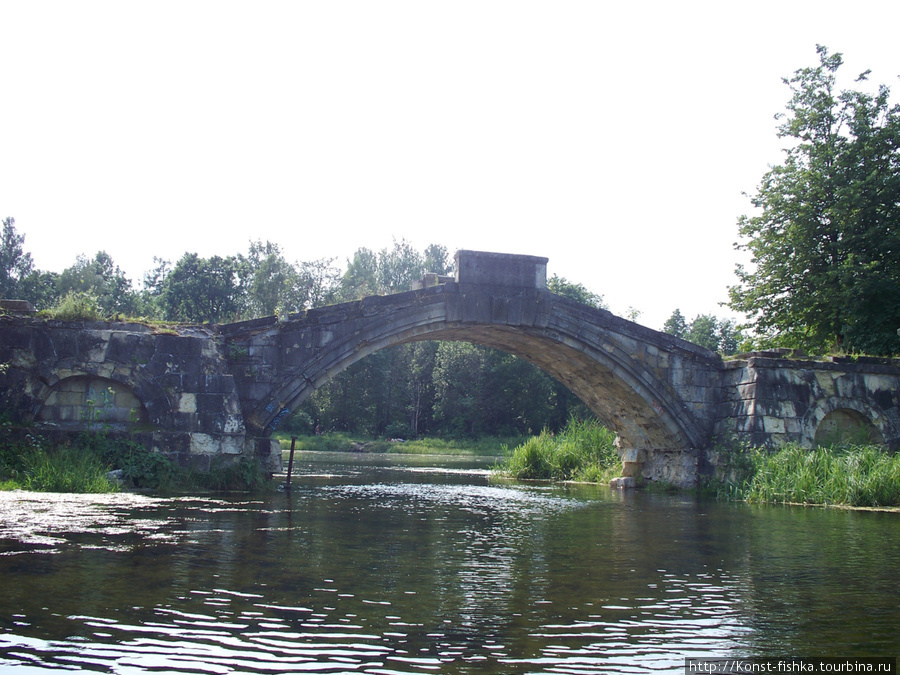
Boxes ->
[1,452,898,674]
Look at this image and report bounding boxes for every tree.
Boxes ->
[338,248,380,301]
[161,253,242,322]
[728,46,900,355]
[56,251,139,316]
[664,309,744,355]
[239,241,305,318]
[547,274,606,309]
[685,314,720,352]
[423,244,452,275]
[662,309,688,339]
[299,257,340,309]
[0,217,34,299]
[378,238,424,294]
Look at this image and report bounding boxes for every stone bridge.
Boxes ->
[2,250,899,487]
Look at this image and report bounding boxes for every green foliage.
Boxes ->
[729,46,900,356]
[241,240,304,317]
[279,431,520,456]
[46,291,104,321]
[663,309,744,355]
[56,251,139,316]
[662,309,688,339]
[160,252,243,323]
[494,417,619,483]
[378,237,425,294]
[198,456,270,492]
[0,431,117,493]
[0,217,34,299]
[547,274,607,309]
[712,441,900,507]
[0,425,270,494]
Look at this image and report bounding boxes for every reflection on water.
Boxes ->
[1,453,898,674]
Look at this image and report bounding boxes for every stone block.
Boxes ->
[190,433,219,455]
[455,250,548,288]
[178,393,197,413]
[762,417,785,434]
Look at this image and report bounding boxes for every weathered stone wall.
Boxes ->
[715,351,900,451]
[0,316,282,472]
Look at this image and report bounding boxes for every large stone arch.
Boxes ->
[235,285,721,461]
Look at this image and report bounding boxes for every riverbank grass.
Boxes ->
[275,432,521,457]
[493,418,620,482]
[717,443,900,507]
[1,431,271,494]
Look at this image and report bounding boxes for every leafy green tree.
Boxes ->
[431,342,487,436]
[19,270,60,310]
[378,238,424,294]
[299,258,340,309]
[662,309,688,339]
[685,314,720,352]
[423,244,452,275]
[239,241,305,318]
[56,251,139,316]
[161,253,242,322]
[547,274,606,309]
[338,248,380,301]
[728,46,900,355]
[664,309,744,355]
[0,217,34,299]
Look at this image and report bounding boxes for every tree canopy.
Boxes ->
[728,46,900,356]
[0,217,34,299]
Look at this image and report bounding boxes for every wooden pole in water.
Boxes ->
[286,436,297,491]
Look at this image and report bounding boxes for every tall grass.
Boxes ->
[1,430,271,494]
[716,442,900,507]
[493,418,619,482]
[19,445,117,493]
[276,432,522,456]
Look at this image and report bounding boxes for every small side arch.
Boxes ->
[36,375,149,429]
[802,397,896,448]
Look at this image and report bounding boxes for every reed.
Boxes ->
[494,417,619,483]
[18,445,118,493]
[726,443,900,507]
[277,432,523,456]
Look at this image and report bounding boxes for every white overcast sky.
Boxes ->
[2,1,898,329]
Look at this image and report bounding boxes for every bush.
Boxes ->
[46,291,103,321]
[494,417,619,483]
[0,427,272,494]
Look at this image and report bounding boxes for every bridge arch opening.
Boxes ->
[294,339,592,439]
[263,318,701,456]
[36,376,149,429]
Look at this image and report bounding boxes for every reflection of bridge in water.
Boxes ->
[3,250,899,487]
